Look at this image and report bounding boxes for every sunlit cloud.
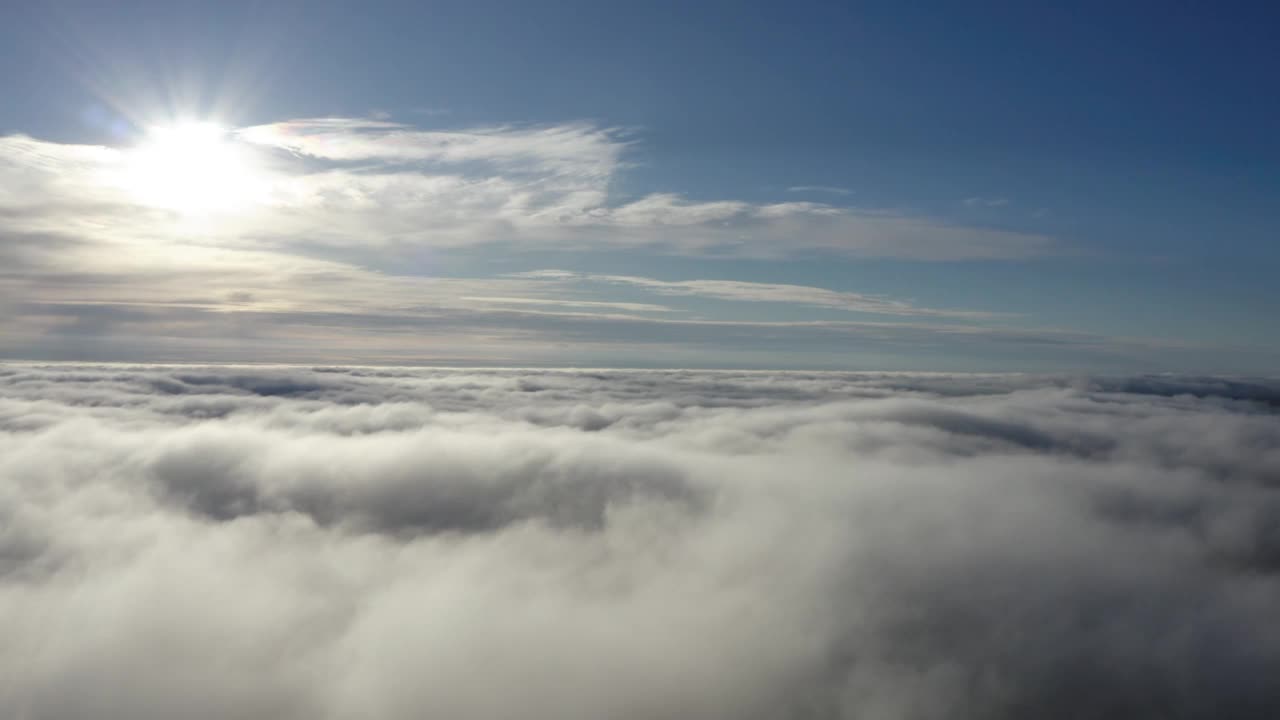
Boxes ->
[238,119,626,181]
[0,119,1056,259]
[2,365,1280,718]
[787,185,854,195]
[8,118,1253,369]
[510,270,1008,319]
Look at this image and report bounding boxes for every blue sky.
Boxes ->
[1,0,1277,370]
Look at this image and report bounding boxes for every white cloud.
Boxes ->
[7,120,1256,368]
[0,121,1081,367]
[963,196,1010,208]
[0,122,1053,260]
[0,236,1251,370]
[787,185,854,195]
[512,270,1006,319]
[459,296,674,313]
[2,364,1280,718]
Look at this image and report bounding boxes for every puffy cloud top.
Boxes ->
[3,364,1280,719]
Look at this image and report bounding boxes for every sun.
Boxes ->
[119,121,265,214]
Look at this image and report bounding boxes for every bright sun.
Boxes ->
[120,122,264,214]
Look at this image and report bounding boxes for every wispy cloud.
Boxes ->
[0,119,1133,367]
[1,291,1239,370]
[459,296,674,313]
[0,227,1232,371]
[0,127,1245,370]
[963,196,1010,208]
[0,122,1055,261]
[787,185,854,196]
[510,271,1005,319]
[238,119,626,181]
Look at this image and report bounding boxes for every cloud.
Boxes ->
[511,270,1006,319]
[3,286,1230,371]
[5,120,1263,369]
[239,119,623,172]
[458,296,675,313]
[0,229,1257,371]
[787,185,854,195]
[0,121,1053,260]
[963,196,1010,208]
[2,364,1280,719]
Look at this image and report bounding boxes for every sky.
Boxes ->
[5,5,1280,713]
[1,0,1277,371]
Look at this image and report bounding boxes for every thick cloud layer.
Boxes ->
[3,364,1280,719]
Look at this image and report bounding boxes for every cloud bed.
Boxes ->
[3,364,1280,719]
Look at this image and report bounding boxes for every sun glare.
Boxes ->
[119,122,265,214]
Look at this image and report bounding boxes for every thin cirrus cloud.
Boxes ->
[3,218,1170,371]
[458,296,676,313]
[0,121,1055,261]
[227,118,1056,259]
[787,185,854,196]
[2,293,1229,372]
[510,270,1007,319]
[0,224,1252,370]
[17,117,1244,369]
[963,196,1010,208]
